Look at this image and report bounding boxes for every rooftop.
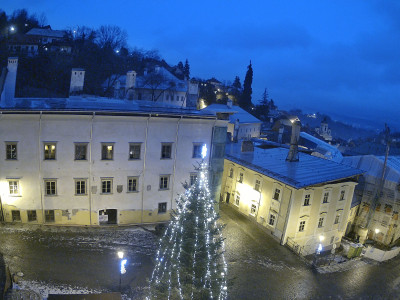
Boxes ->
[226,143,363,189]
[26,28,67,39]
[202,104,261,124]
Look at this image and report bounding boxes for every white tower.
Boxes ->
[69,68,85,95]
[1,57,18,107]
[125,70,136,99]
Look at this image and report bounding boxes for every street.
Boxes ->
[1,205,400,299]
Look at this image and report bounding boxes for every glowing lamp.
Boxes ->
[201,144,207,159]
[120,259,127,274]
[375,229,380,234]
[117,251,124,259]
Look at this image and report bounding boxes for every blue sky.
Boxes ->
[3,0,400,130]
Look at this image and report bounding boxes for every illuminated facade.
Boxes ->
[221,144,363,255]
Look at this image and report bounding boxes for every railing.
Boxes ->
[286,237,304,256]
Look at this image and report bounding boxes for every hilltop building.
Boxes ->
[315,117,332,142]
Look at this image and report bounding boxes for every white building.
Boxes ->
[0,58,227,226]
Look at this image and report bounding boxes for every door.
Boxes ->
[226,192,230,203]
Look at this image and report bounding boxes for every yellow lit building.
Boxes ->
[221,143,363,255]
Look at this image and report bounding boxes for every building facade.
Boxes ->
[221,144,362,255]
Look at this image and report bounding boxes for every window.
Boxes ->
[192,143,204,158]
[128,177,138,192]
[190,173,197,186]
[340,190,345,201]
[75,143,87,160]
[273,188,281,201]
[235,194,240,206]
[299,221,306,232]
[45,210,55,222]
[44,143,56,160]
[159,175,170,190]
[101,178,113,194]
[102,143,114,160]
[75,179,87,195]
[322,192,329,203]
[12,210,21,221]
[158,202,167,214]
[255,179,261,192]
[318,217,324,228]
[27,210,37,222]
[6,142,17,160]
[229,168,233,178]
[129,143,141,160]
[269,214,276,226]
[334,214,340,224]
[238,172,244,183]
[45,180,57,195]
[9,180,19,195]
[161,143,172,159]
[304,194,311,206]
[250,204,257,215]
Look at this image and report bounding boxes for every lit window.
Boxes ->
[250,204,257,215]
[304,194,311,206]
[255,179,261,192]
[102,143,114,160]
[235,194,240,206]
[101,178,113,194]
[229,168,233,178]
[318,217,324,228]
[273,188,281,201]
[75,179,87,195]
[322,192,329,203]
[45,180,57,195]
[192,143,205,158]
[340,190,345,201]
[299,221,306,232]
[75,143,87,160]
[129,143,141,160]
[6,142,17,160]
[159,175,170,190]
[128,177,138,192]
[27,210,37,222]
[269,214,276,226]
[158,202,167,214]
[161,143,172,159]
[12,210,21,221]
[238,172,244,183]
[45,210,55,222]
[190,173,197,186]
[44,143,56,160]
[9,180,19,195]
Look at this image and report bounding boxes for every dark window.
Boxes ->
[6,143,17,160]
[273,188,281,201]
[44,143,56,160]
[229,168,233,178]
[250,204,257,215]
[304,194,311,206]
[269,214,276,226]
[27,210,37,222]
[161,144,172,159]
[158,202,167,214]
[128,177,138,192]
[75,180,86,195]
[190,174,197,186]
[12,210,21,221]
[45,210,55,222]
[192,143,204,158]
[75,144,87,160]
[45,180,57,195]
[323,192,329,203]
[159,175,169,190]
[255,179,261,192]
[129,143,141,159]
[102,144,114,160]
[101,179,112,194]
[299,221,306,232]
[318,217,324,228]
[238,172,243,183]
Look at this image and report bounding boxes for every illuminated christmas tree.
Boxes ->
[148,146,228,300]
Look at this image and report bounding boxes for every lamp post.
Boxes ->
[117,251,127,292]
[374,228,380,241]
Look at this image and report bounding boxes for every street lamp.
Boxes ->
[374,228,380,241]
[117,251,126,292]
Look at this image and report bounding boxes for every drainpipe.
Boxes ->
[88,112,95,225]
[38,112,44,223]
[170,116,182,211]
[280,185,294,245]
[140,114,151,224]
[0,113,3,222]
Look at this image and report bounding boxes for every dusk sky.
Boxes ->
[3,0,400,130]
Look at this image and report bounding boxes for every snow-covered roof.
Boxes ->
[201,104,261,124]
[341,155,400,183]
[26,28,66,38]
[300,132,343,163]
[226,143,363,189]
[0,97,215,119]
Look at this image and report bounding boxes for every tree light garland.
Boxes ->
[147,158,228,299]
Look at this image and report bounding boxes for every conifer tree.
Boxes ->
[183,59,190,79]
[148,148,228,300]
[239,61,253,111]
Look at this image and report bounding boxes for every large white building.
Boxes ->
[0,58,227,226]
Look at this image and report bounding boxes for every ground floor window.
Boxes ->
[45,210,55,222]
[299,220,306,232]
[27,210,37,222]
[250,204,257,215]
[12,210,21,221]
[269,214,276,226]
[235,195,240,206]
[158,202,167,214]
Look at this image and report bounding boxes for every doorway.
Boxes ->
[225,192,230,204]
[99,209,117,225]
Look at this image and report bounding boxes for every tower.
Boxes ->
[125,70,136,99]
[1,57,18,107]
[69,68,85,95]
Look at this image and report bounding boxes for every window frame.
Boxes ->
[45,210,55,223]
[190,173,197,186]
[304,194,311,206]
[129,143,141,160]
[101,143,114,160]
[235,194,240,206]
[339,190,345,201]
[161,143,172,159]
[272,188,281,201]
[322,191,330,203]
[44,179,57,196]
[299,220,306,232]
[229,168,234,178]
[74,143,88,161]
[250,204,257,216]
[75,178,87,195]
[12,210,21,222]
[8,180,20,196]
[192,143,205,159]
[254,178,261,192]
[27,210,37,222]
[318,217,324,228]
[44,142,57,160]
[101,178,113,194]
[127,176,139,192]
[334,213,340,224]
[238,172,244,183]
[159,175,170,190]
[158,202,167,214]
[5,142,18,160]
[269,213,276,226]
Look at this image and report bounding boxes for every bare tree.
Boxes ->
[140,68,177,101]
[95,25,127,51]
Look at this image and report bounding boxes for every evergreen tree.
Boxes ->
[230,76,242,105]
[183,59,190,79]
[148,153,228,300]
[239,61,253,111]
[177,61,184,70]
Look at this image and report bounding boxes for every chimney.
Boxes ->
[286,119,301,162]
[125,70,136,100]
[227,99,233,108]
[0,57,18,107]
[241,140,254,152]
[69,68,85,96]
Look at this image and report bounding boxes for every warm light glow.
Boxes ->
[107,146,113,151]
[117,251,124,259]
[375,229,380,234]
[319,235,325,242]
